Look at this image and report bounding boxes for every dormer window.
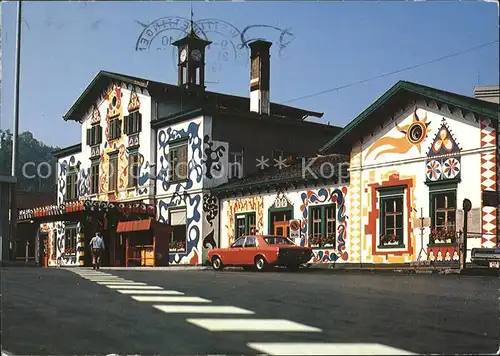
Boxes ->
[86,124,103,146]
[109,116,121,140]
[124,111,142,135]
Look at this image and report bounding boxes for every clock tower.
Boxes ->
[172,19,211,91]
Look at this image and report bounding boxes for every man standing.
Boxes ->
[89,231,105,270]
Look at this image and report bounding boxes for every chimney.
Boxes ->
[473,85,500,104]
[249,40,272,115]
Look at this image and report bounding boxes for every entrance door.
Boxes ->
[39,232,48,267]
[274,221,290,237]
[269,209,293,236]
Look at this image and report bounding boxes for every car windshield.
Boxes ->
[264,236,294,245]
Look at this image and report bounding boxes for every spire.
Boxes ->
[189,2,195,37]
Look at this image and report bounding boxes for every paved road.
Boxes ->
[1,267,498,355]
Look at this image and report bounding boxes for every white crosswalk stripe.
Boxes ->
[246,342,417,355]
[106,285,163,290]
[186,318,322,332]
[153,305,255,314]
[132,296,211,303]
[117,290,184,295]
[96,281,147,286]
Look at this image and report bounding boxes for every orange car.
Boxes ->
[208,235,313,271]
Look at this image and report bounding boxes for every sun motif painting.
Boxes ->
[365,109,431,160]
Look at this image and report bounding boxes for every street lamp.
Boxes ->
[10,0,22,260]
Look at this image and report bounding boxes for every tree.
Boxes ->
[0,129,59,192]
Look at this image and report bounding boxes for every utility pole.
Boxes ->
[10,0,22,260]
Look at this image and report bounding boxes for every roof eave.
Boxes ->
[52,143,82,158]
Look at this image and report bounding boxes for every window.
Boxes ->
[86,125,103,146]
[108,153,118,192]
[244,236,257,248]
[308,204,336,248]
[124,111,142,136]
[64,225,77,255]
[169,140,188,182]
[169,208,187,252]
[128,151,140,188]
[229,151,243,179]
[430,189,457,232]
[264,236,294,245]
[235,212,256,240]
[91,159,99,195]
[378,188,405,247]
[109,116,121,140]
[231,238,245,248]
[65,168,78,201]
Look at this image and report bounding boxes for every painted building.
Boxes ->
[17,27,341,266]
[319,81,499,266]
[214,154,350,264]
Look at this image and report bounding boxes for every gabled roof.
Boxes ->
[63,70,324,123]
[319,80,499,154]
[212,154,349,198]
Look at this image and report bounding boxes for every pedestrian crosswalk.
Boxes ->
[68,268,416,355]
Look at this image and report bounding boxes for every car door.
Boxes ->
[242,236,258,265]
[225,237,245,265]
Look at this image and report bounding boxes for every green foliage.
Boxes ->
[0,129,60,192]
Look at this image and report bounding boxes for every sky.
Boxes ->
[1,1,499,148]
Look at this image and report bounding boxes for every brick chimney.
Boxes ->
[473,85,500,104]
[249,40,272,115]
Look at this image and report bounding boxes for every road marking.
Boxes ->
[153,305,255,314]
[96,281,147,286]
[117,290,184,295]
[131,296,211,303]
[106,285,163,290]
[82,278,129,282]
[186,319,322,332]
[246,342,417,355]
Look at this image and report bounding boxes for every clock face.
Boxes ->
[180,49,187,63]
[191,49,202,61]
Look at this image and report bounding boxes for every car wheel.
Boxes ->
[254,255,267,272]
[211,256,224,271]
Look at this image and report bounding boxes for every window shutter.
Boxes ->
[86,128,91,146]
[138,113,142,132]
[98,126,102,144]
[117,119,122,137]
[123,115,129,135]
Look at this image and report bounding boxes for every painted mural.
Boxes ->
[202,134,226,179]
[202,193,219,249]
[480,118,497,248]
[156,120,204,265]
[299,187,349,263]
[425,118,461,182]
[57,155,82,204]
[156,117,230,264]
[365,109,431,161]
[225,196,265,246]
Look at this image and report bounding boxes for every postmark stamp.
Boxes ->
[135,17,295,80]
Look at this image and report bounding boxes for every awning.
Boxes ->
[117,218,152,233]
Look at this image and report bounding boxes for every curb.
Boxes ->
[99,266,210,271]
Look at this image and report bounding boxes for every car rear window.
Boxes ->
[264,236,294,245]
